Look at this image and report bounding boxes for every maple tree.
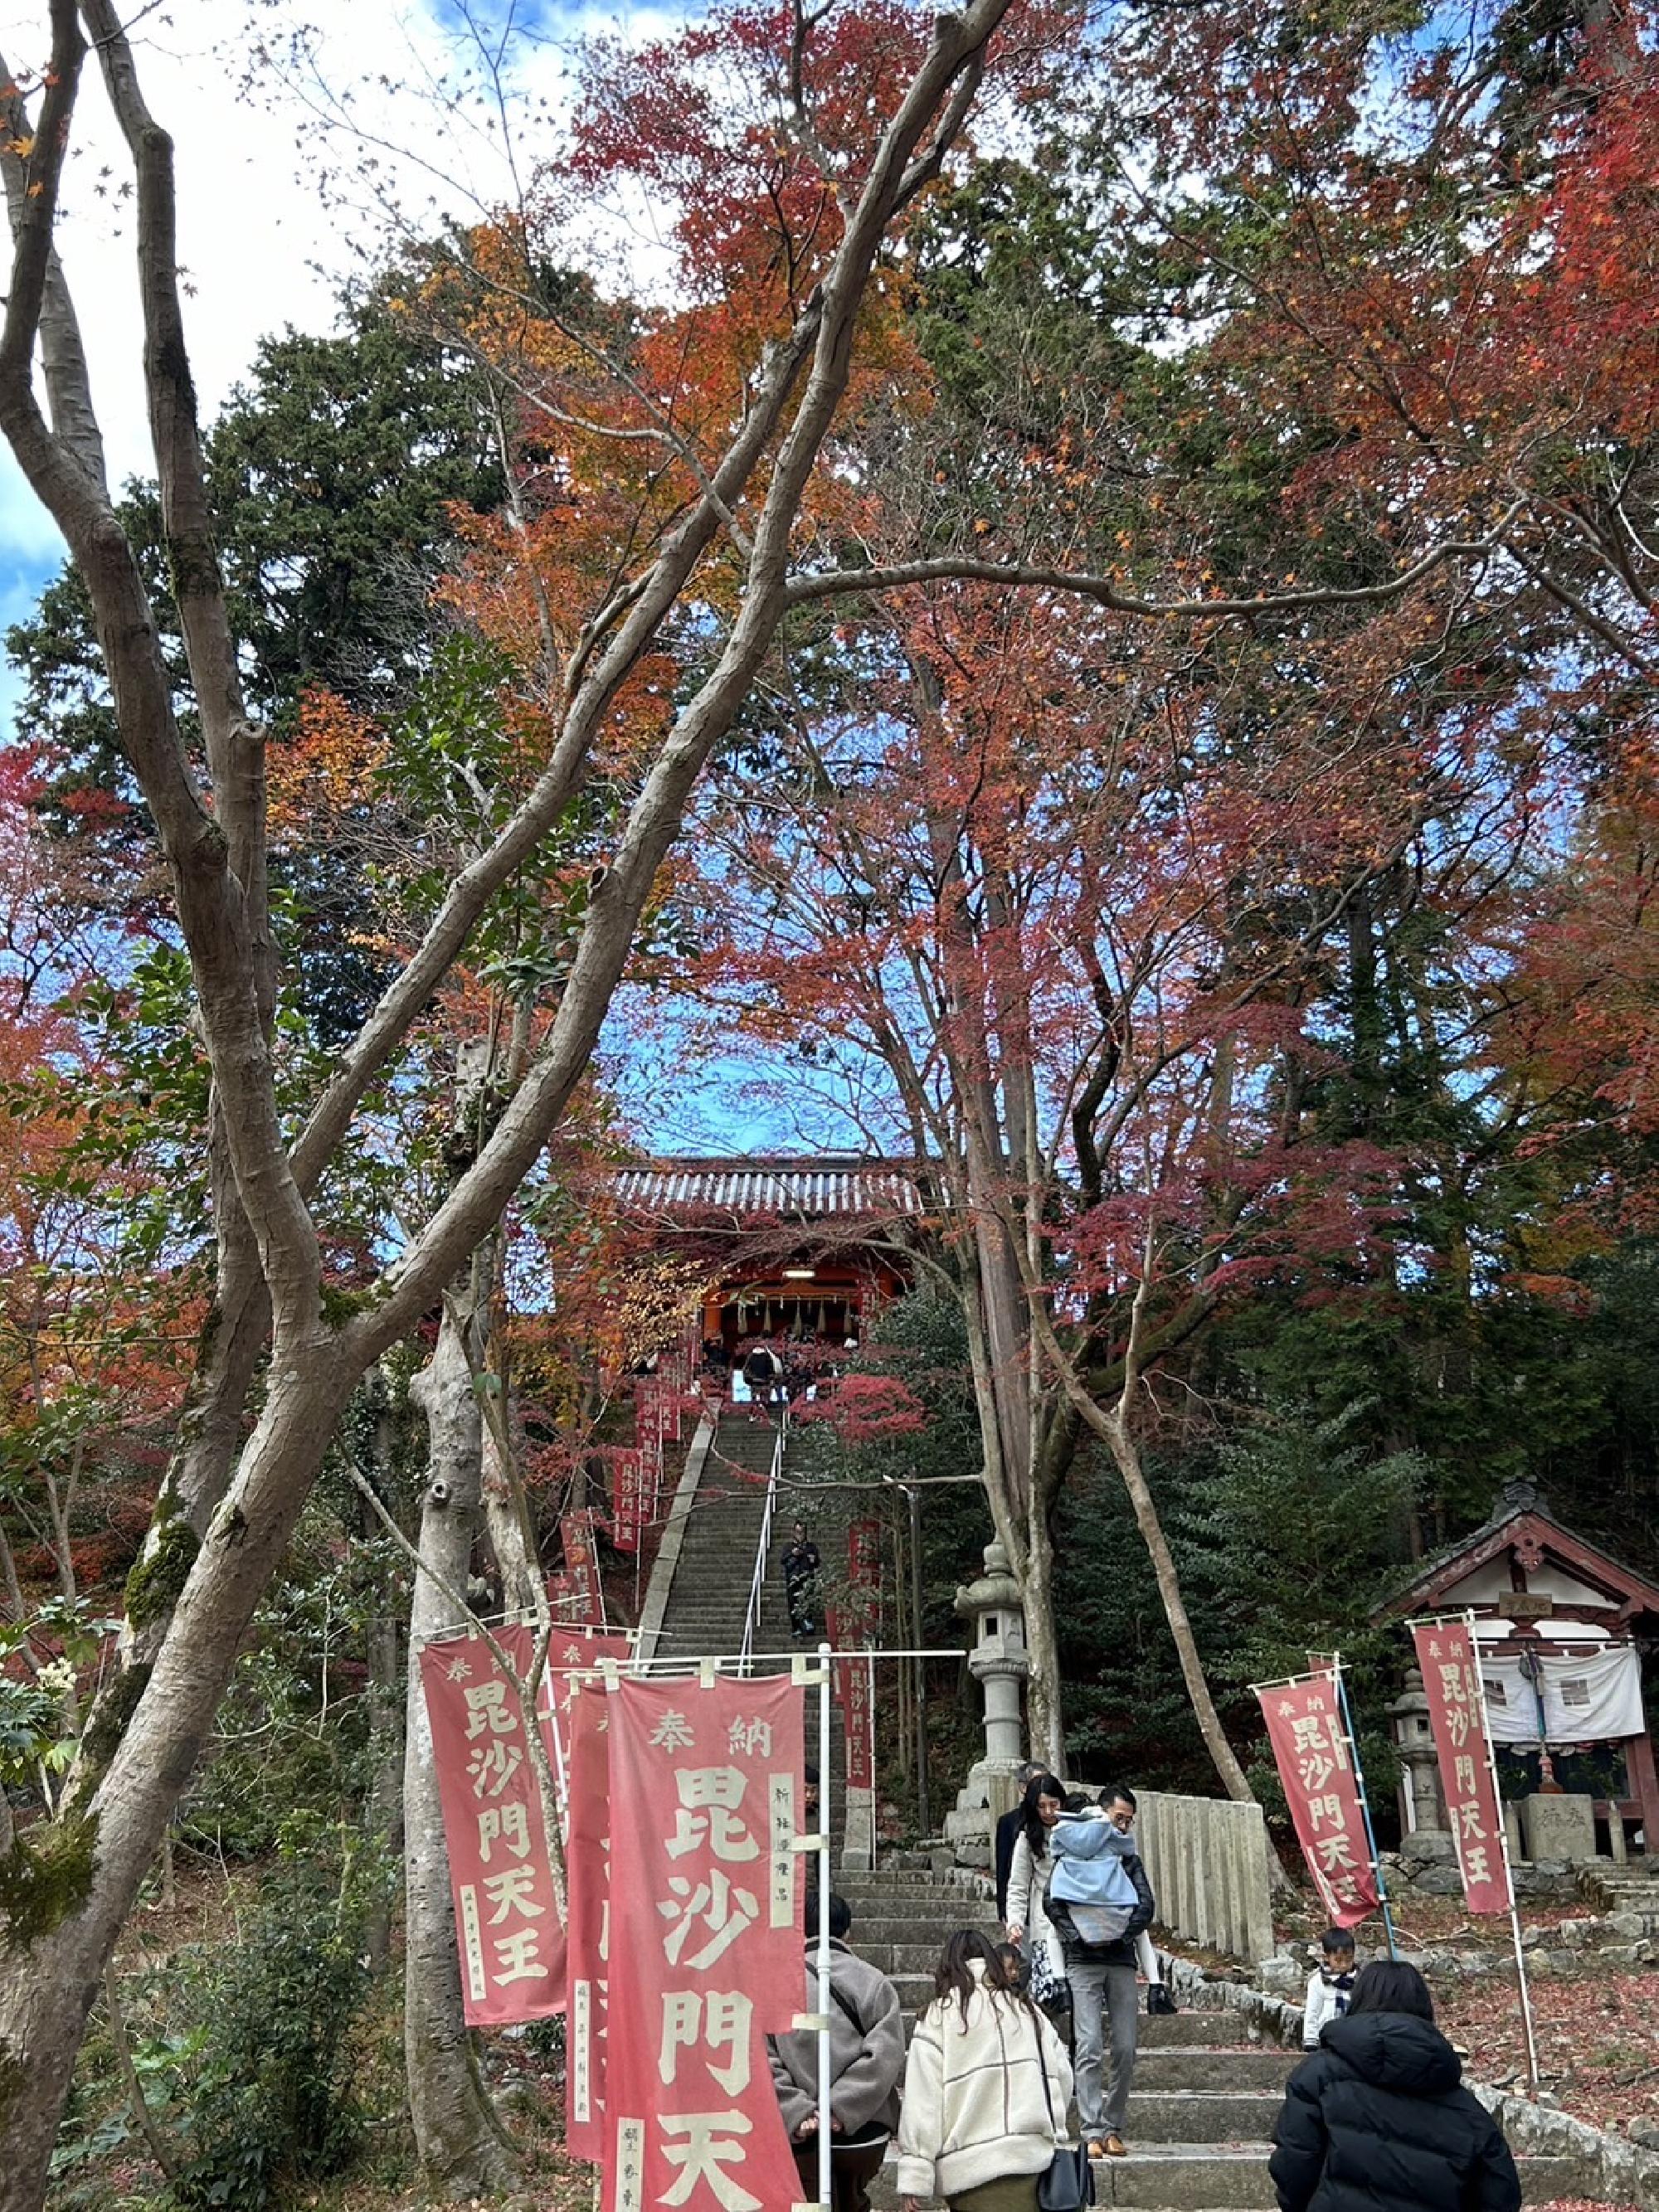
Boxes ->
[0,0,1652,2196]
[684,0,1659,1779]
[1,0,1235,2191]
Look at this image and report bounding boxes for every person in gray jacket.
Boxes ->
[768,1892,907,2212]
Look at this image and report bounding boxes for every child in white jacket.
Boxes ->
[897,1932,1074,2212]
[1302,1927,1358,2047]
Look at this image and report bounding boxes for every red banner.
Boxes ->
[604,1673,806,2212]
[552,1510,605,1624]
[848,1517,882,1600]
[550,1626,635,1722]
[566,1682,613,2162]
[825,1604,876,1794]
[1258,1670,1379,1930]
[843,1645,875,1791]
[612,1450,644,1554]
[636,1379,667,1449]
[1411,1620,1512,1914]
[419,1631,567,2026]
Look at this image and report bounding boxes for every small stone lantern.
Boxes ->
[943,1540,1030,1865]
[1389,1668,1447,1835]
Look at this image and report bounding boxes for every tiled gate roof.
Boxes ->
[611,1156,927,1219]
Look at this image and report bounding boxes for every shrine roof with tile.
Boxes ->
[611,1155,931,1220]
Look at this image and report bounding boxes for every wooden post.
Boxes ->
[1627,1730,1659,1859]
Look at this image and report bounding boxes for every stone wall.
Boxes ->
[1384,1825,1593,1903]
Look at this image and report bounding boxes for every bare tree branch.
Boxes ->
[783,527,1515,620]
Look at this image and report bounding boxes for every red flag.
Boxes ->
[636,1379,666,1449]
[612,1449,644,1553]
[603,1673,806,2212]
[419,1631,567,2025]
[1411,1620,1512,1914]
[848,1517,881,1599]
[566,1683,613,2162]
[549,1625,635,1711]
[842,1647,875,1791]
[1257,1670,1379,1930]
[553,1510,606,1625]
[825,1603,875,1793]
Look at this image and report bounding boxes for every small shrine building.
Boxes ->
[1378,1480,1659,1856]
[611,1154,923,1356]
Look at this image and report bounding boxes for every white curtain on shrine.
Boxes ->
[1478,1642,1646,1743]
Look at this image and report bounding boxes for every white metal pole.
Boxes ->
[1464,1609,1541,2097]
[818,1636,832,2212]
[868,1646,878,1874]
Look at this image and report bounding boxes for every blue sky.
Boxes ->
[0,0,798,1162]
[0,0,608,737]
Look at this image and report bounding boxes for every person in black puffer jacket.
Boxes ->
[1270,1961,1520,2212]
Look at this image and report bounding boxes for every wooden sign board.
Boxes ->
[1498,1592,1554,1620]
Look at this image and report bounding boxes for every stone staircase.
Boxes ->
[1580,1858,1659,1936]
[651,1419,1596,2208]
[652,1407,791,1662]
[838,1869,1588,2209]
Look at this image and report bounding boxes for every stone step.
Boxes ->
[847,1918,1000,1951]
[1126,2092,1281,2143]
[1121,2011,1281,2051]
[839,1893,996,1920]
[858,1941,1005,1974]
[874,2147,1583,2212]
[1135,2050,1299,2092]
[839,1869,989,1890]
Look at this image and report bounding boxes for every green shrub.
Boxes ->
[167,1840,379,2212]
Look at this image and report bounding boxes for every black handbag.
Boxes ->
[1031,2012,1095,2210]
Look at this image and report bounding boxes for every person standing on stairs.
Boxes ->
[995,1762,1041,1923]
[1269,1960,1520,2212]
[743,1340,786,1411]
[768,1891,906,2212]
[1003,1773,1068,2017]
[896,1929,1074,2212]
[781,1519,824,1640]
[1046,1784,1154,2163]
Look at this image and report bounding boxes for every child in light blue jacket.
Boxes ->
[1048,1804,1141,1943]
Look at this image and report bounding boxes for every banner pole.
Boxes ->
[1331,1654,1399,1961]
[1464,1610,1541,2098]
[818,1637,833,2212]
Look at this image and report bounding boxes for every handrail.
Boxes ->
[738,1396,788,1676]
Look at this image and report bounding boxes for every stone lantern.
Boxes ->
[943,1539,1030,1866]
[1388,1668,1447,1835]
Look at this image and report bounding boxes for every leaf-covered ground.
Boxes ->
[1430,1966,1659,2132]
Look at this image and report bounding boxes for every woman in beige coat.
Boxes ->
[896,1930,1074,2212]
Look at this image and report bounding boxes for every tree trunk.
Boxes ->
[1022,1505,1065,1772]
[403,1308,514,2196]
[0,1335,361,2212]
[362,1380,405,1974]
[480,1412,542,1616]
[1101,1409,1269,1818]
[957,1262,1067,1764]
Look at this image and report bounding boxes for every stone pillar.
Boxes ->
[943,1541,1029,1868]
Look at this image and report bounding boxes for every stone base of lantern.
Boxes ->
[842,1784,877,1872]
[944,1756,1028,1869]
